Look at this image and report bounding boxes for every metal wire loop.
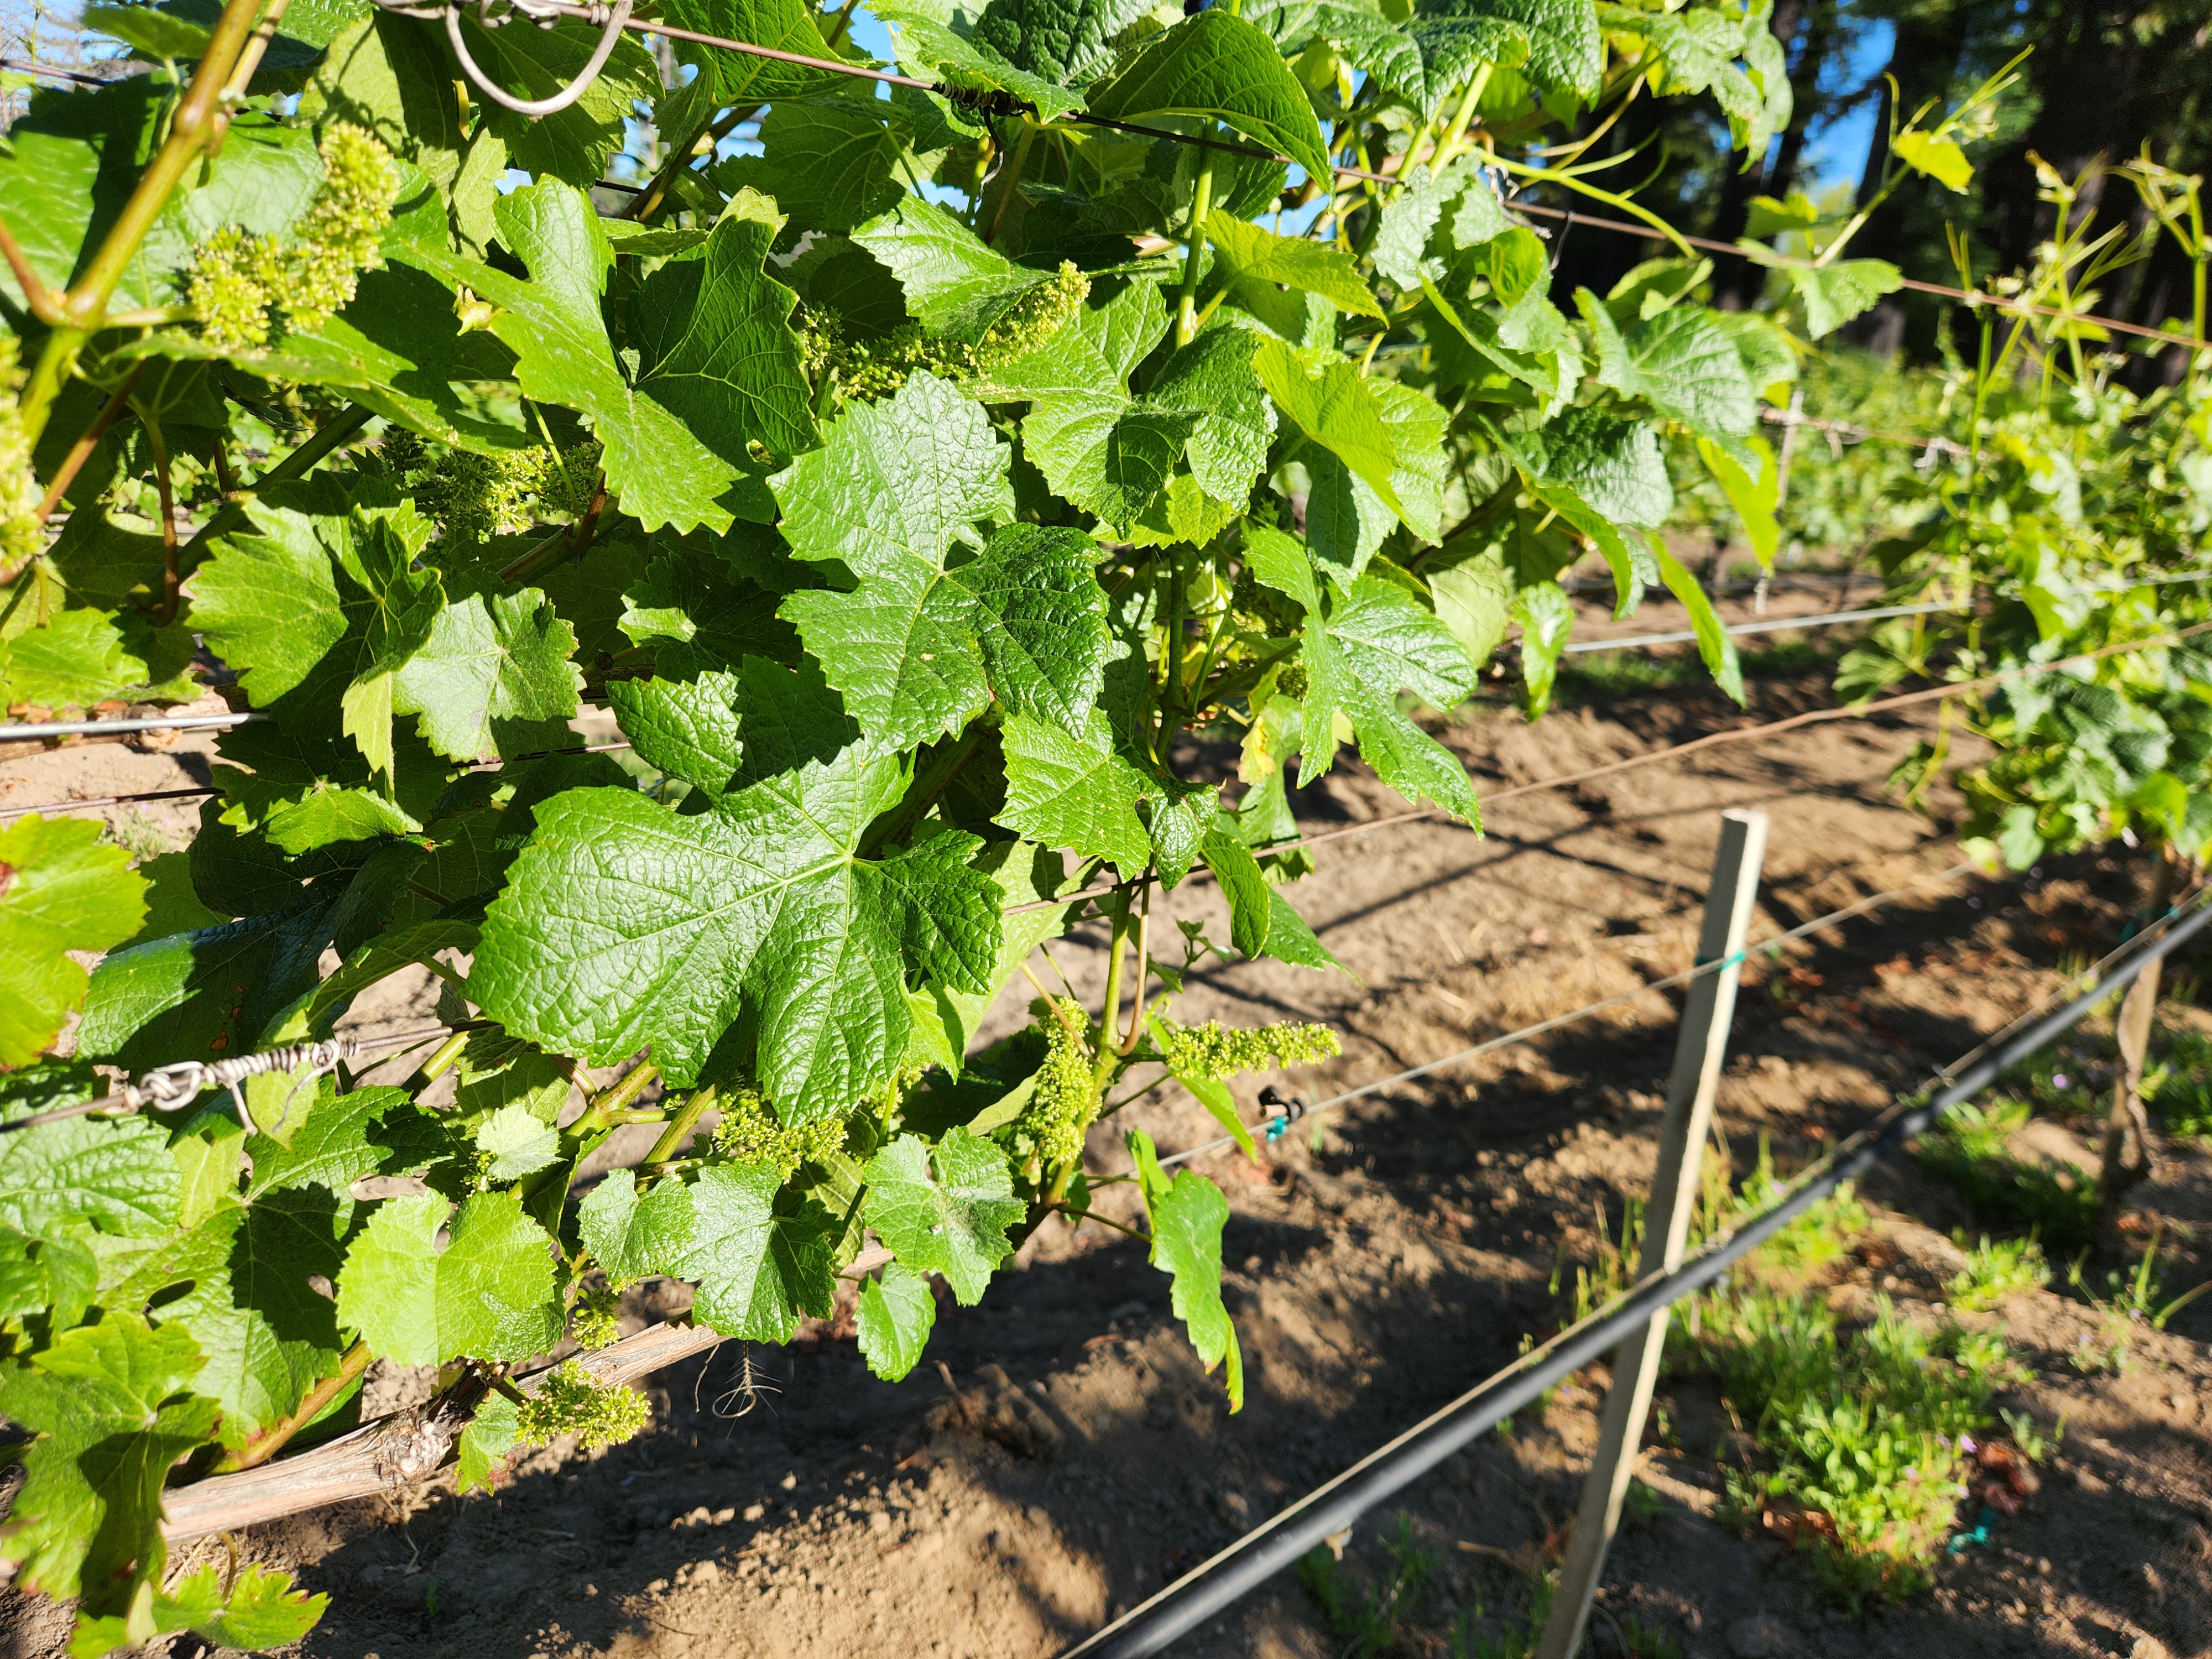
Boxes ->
[120,1037,361,1135]
[379,0,637,117]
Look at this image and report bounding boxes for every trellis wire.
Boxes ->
[0,712,263,742]
[1065,890,2212,1658]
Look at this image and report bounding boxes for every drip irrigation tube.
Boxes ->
[1060,894,2212,1659]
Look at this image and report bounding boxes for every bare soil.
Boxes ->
[4,587,2209,1659]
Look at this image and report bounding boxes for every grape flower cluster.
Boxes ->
[803,262,1090,404]
[710,1082,846,1180]
[510,1360,651,1451]
[1013,998,1098,1173]
[1155,1018,1340,1079]
[569,1282,623,1349]
[187,122,399,351]
[381,431,603,546]
[0,336,41,567]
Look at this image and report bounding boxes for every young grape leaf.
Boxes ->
[662,0,848,107]
[335,1190,562,1365]
[1128,1131,1243,1410]
[995,284,1198,530]
[661,1162,840,1342]
[1199,831,1271,959]
[82,1562,328,1657]
[777,374,1110,746]
[633,189,820,483]
[401,182,740,535]
[1206,216,1382,321]
[0,1114,179,1243]
[1780,258,1903,340]
[855,1262,939,1381]
[1579,291,1756,444]
[997,711,1155,877]
[874,1,1086,124]
[1654,540,1745,705]
[1246,529,1480,822]
[1694,434,1781,565]
[1513,578,1573,716]
[0,1313,218,1609]
[1145,327,1279,509]
[577,1172,696,1288]
[0,814,146,1067]
[1254,339,1449,542]
[851,196,1068,338]
[474,1105,561,1181]
[862,1127,1025,1305]
[1892,129,1973,192]
[392,585,583,764]
[971,0,1153,82]
[1516,404,1674,530]
[453,11,659,188]
[1084,10,1331,180]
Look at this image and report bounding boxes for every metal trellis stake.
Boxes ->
[1533,807,1769,1659]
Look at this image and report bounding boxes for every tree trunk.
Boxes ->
[2097,843,2179,1237]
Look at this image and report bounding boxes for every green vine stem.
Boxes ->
[216,1338,372,1472]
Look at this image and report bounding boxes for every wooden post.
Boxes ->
[1533,808,1769,1659]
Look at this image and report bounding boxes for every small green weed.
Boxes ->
[102,807,175,863]
[1945,1233,2051,1310]
[1694,1136,1867,1269]
[2147,1026,2212,1138]
[1704,1293,2027,1603]
[2065,1223,2212,1371]
[1299,1518,1436,1657]
[1915,1099,2100,1254]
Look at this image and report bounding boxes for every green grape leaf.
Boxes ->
[1416,0,1601,103]
[1517,404,1674,530]
[972,0,1153,81]
[1653,540,1744,706]
[874,1,1086,123]
[135,1187,351,1449]
[0,608,148,715]
[1146,326,1279,508]
[0,814,146,1066]
[0,1313,218,1609]
[474,1105,561,1181]
[1781,257,1903,340]
[454,1390,519,1495]
[1086,11,1330,181]
[1263,886,1345,973]
[84,4,212,60]
[474,729,1003,1112]
[244,1083,431,1200]
[1579,292,1755,442]
[662,0,848,107]
[401,182,740,534]
[1199,830,1271,959]
[862,1126,1024,1305]
[855,1262,938,1382]
[1254,339,1449,542]
[606,654,747,796]
[998,712,1155,877]
[0,1114,179,1242]
[335,1190,562,1365]
[850,196,1065,340]
[777,375,1110,745]
[1128,1131,1243,1409]
[136,1563,326,1655]
[662,1162,839,1342]
[392,585,581,764]
[1512,577,1573,717]
[992,282,1197,531]
[717,95,915,234]
[633,189,821,483]
[1206,216,1382,321]
[577,1172,695,1288]
[1892,129,1973,192]
[1695,433,1780,566]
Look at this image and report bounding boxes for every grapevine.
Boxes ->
[0,0,2200,1650]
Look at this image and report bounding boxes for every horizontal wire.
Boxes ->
[1145,858,1980,1173]
[1562,598,1960,655]
[0,712,263,742]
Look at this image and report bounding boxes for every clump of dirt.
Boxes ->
[4,609,2208,1659]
